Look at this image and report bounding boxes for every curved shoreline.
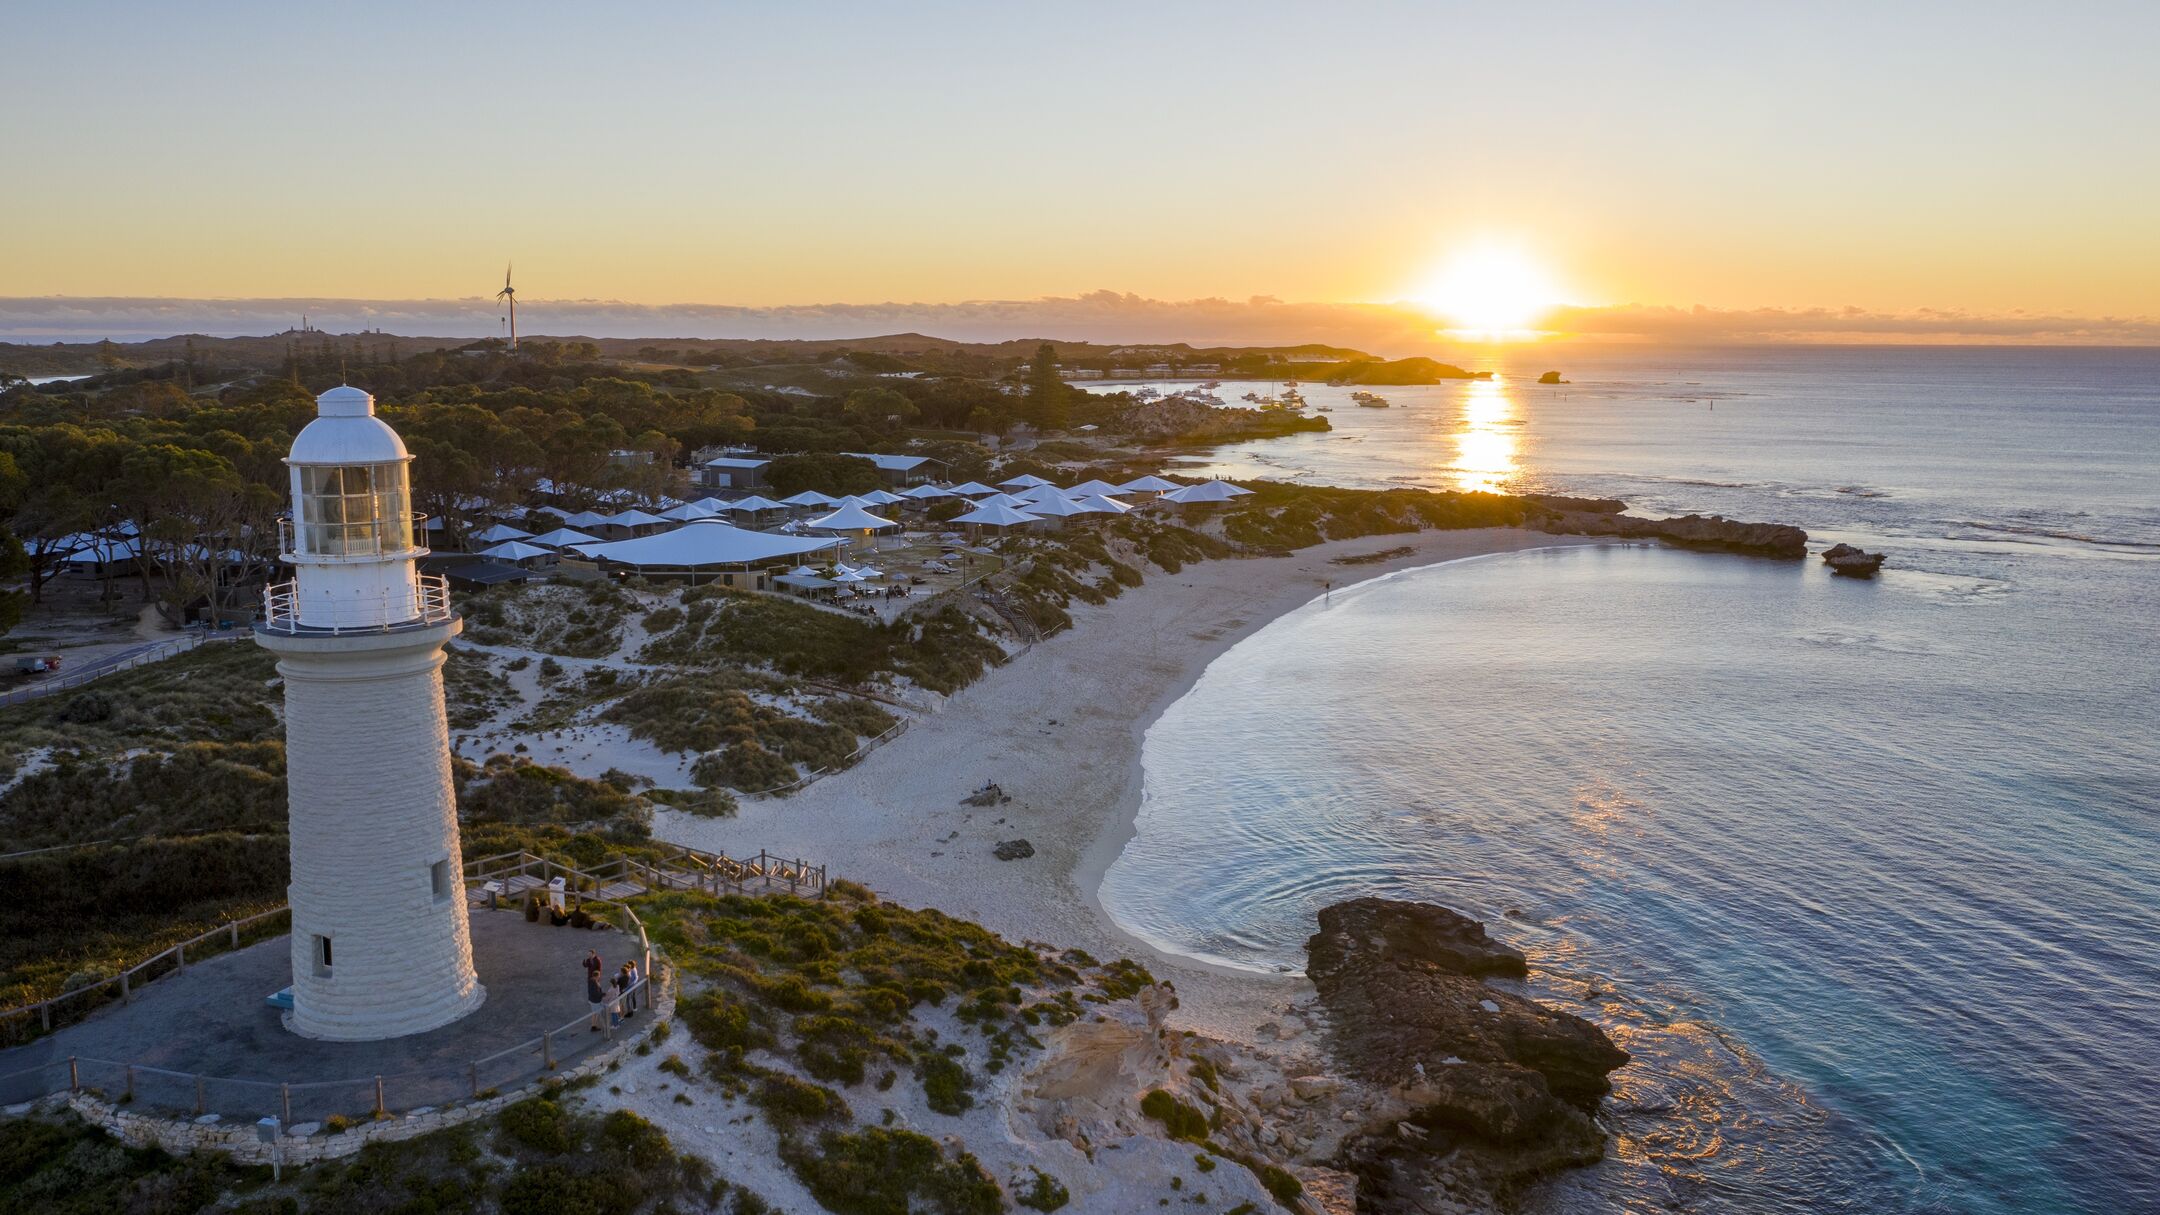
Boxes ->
[655,527,1605,1038]
[1079,542,1612,980]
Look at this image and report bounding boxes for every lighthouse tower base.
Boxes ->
[258,619,485,1042]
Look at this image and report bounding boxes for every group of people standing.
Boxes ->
[583,949,642,1030]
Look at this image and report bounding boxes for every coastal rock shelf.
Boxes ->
[1527,495,1810,558]
[1306,898,1630,1207]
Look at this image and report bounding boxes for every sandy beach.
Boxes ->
[654,527,1598,1041]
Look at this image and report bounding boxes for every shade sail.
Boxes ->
[582,523,842,568]
[478,540,552,561]
[527,527,602,549]
[1117,474,1181,493]
[804,502,900,532]
[950,501,1042,527]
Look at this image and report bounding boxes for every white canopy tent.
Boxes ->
[946,482,1001,497]
[1016,494,1089,523]
[660,501,725,522]
[470,523,532,544]
[527,527,603,549]
[580,522,842,576]
[560,510,613,529]
[1063,478,1126,498]
[477,540,554,563]
[950,501,1043,529]
[1010,484,1072,504]
[973,492,1031,508]
[1072,493,1134,515]
[857,489,906,506]
[899,484,956,501]
[1117,474,1182,494]
[803,501,901,535]
[723,495,787,515]
[1158,480,1254,505]
[780,490,841,508]
[604,508,670,530]
[998,473,1052,489]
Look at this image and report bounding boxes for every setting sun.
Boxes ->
[1416,243,1566,339]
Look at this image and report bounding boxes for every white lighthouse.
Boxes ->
[256,385,484,1040]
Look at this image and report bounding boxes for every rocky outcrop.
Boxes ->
[1109,396,1330,443]
[1529,504,1809,558]
[1306,899,1630,1209]
[1821,543,1887,577]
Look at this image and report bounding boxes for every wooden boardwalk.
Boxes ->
[463,844,828,906]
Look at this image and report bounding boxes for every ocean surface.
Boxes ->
[1092,348,2160,1214]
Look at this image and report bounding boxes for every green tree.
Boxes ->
[1025,343,1068,431]
[766,453,881,498]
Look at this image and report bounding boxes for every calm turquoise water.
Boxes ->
[1096,349,2160,1213]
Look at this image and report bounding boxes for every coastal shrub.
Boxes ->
[599,1109,674,1168]
[643,605,684,632]
[811,696,898,738]
[645,785,739,817]
[458,754,653,831]
[692,740,797,794]
[1140,1090,1210,1142]
[753,1071,851,1129]
[781,1126,1003,1215]
[1016,1167,1071,1211]
[919,1052,973,1115]
[498,1096,578,1154]
[1,833,288,1022]
[1256,1163,1303,1206]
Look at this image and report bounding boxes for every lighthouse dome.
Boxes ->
[288,386,411,466]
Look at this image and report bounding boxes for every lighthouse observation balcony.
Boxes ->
[260,573,454,635]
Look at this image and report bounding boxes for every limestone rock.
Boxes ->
[1306,898,1630,1206]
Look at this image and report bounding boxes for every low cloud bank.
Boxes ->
[3,291,2152,349]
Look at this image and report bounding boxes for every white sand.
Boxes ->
[655,528,1594,1041]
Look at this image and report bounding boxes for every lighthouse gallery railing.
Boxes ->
[259,573,454,634]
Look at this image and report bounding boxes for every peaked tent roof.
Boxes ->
[974,492,1031,508]
[527,527,603,549]
[1011,484,1072,503]
[1072,493,1134,515]
[605,508,669,527]
[858,489,906,506]
[561,510,613,528]
[660,501,724,522]
[899,483,956,500]
[780,490,841,507]
[804,502,900,532]
[723,495,786,512]
[582,522,841,569]
[1117,474,1182,493]
[1017,493,1089,518]
[1064,479,1125,498]
[950,501,1042,528]
[1159,480,1254,504]
[478,540,553,561]
[999,473,1052,489]
[470,523,533,543]
[947,482,1001,497]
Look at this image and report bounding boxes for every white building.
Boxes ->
[255,385,484,1041]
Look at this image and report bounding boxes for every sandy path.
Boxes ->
[654,527,1594,1040]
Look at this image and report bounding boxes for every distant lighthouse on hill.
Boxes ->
[255,384,483,1040]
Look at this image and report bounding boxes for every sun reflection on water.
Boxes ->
[1453,377,1519,492]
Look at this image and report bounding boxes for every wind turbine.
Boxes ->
[496,263,518,351]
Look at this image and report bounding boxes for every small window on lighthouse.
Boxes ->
[431,859,452,901]
[313,934,334,976]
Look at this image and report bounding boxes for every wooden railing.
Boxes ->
[0,906,292,1046]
